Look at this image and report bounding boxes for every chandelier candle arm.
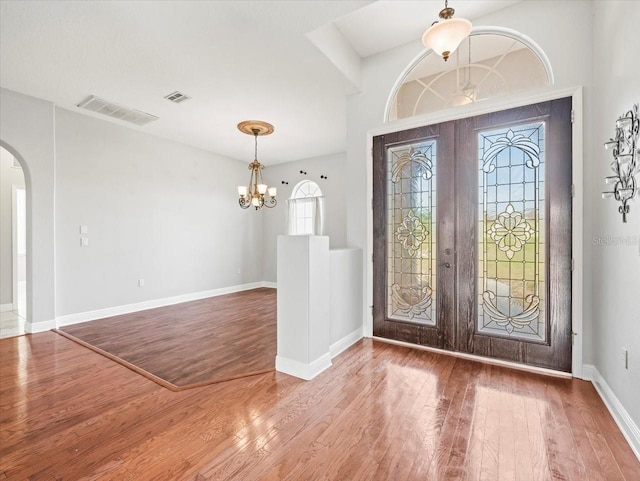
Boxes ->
[236,120,277,210]
[422,0,472,62]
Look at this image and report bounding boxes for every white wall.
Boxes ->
[590,0,640,430]
[261,152,347,282]
[329,248,362,346]
[54,107,262,316]
[1,87,347,324]
[0,147,25,305]
[0,88,56,329]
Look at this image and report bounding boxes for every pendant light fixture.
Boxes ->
[422,0,472,62]
[237,120,277,210]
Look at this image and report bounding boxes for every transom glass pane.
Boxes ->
[389,33,549,121]
[477,122,546,342]
[292,180,322,199]
[386,140,437,325]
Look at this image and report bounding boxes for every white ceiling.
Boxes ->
[0,0,519,165]
[334,0,521,58]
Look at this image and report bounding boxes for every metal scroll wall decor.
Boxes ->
[603,104,639,223]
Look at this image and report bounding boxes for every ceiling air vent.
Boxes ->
[77,95,159,126]
[164,91,191,103]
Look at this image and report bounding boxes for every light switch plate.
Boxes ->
[80,237,89,247]
[80,225,88,234]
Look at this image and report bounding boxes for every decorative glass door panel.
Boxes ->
[387,141,437,325]
[477,122,546,342]
[373,98,572,372]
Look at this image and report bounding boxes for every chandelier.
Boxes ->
[422,0,472,62]
[237,120,277,210]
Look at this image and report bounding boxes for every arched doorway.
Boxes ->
[0,145,29,338]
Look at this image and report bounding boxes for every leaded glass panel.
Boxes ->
[387,140,437,325]
[477,122,546,342]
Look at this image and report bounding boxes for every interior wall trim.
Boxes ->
[0,303,14,312]
[330,327,363,358]
[583,364,640,461]
[55,281,272,328]
[25,319,56,333]
[275,353,332,381]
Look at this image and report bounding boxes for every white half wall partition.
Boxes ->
[276,236,363,380]
[276,235,332,380]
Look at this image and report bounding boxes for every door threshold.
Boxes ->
[371,336,572,379]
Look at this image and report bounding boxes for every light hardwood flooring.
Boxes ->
[1,332,638,480]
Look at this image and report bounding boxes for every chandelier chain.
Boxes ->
[254,130,259,160]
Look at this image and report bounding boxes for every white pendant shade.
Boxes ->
[422,17,472,60]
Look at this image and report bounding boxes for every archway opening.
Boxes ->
[0,145,28,338]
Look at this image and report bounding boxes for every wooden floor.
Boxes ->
[1,333,638,481]
[57,288,276,389]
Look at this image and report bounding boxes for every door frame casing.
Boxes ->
[364,86,585,378]
[12,185,26,311]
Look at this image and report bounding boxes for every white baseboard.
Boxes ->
[275,329,363,382]
[26,319,56,333]
[1,303,14,312]
[330,327,363,358]
[275,353,332,381]
[56,281,271,328]
[584,364,640,461]
[262,281,277,289]
[580,363,595,381]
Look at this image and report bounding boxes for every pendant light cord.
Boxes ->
[467,36,471,84]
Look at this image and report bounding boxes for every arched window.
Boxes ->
[291,180,322,199]
[288,180,324,235]
[386,28,552,122]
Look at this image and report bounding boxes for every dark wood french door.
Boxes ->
[373,98,572,372]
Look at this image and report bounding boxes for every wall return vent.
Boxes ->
[164,91,191,103]
[77,95,159,126]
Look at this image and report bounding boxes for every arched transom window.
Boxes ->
[387,29,552,121]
